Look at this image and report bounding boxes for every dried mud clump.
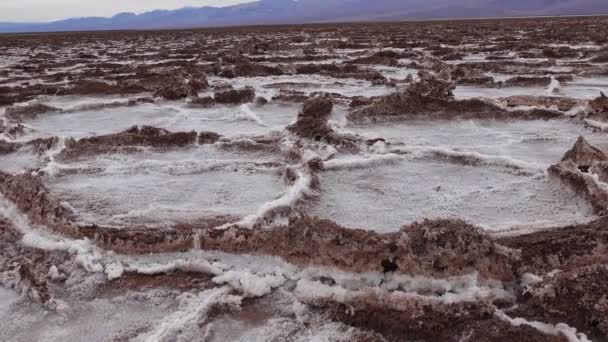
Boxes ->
[287,97,334,139]
[502,96,579,112]
[154,72,208,100]
[232,61,284,77]
[61,80,146,96]
[347,72,508,122]
[503,76,552,87]
[60,125,197,159]
[548,136,608,214]
[272,89,309,103]
[78,225,199,254]
[0,141,18,155]
[214,87,256,104]
[515,265,608,340]
[198,131,222,144]
[498,217,608,274]
[408,71,455,99]
[586,92,608,120]
[0,172,76,234]
[350,50,400,66]
[348,69,568,123]
[404,219,518,280]
[560,136,607,167]
[451,65,498,87]
[315,300,565,342]
[0,218,71,305]
[189,96,215,107]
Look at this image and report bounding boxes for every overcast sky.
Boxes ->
[0,0,250,22]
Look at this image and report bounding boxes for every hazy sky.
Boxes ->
[0,0,250,22]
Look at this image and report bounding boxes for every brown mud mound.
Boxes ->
[195,217,519,279]
[498,217,608,274]
[4,103,60,121]
[408,71,455,99]
[0,141,17,155]
[0,218,71,305]
[502,96,579,112]
[514,265,608,340]
[198,131,222,144]
[0,172,76,234]
[350,50,400,66]
[189,96,216,107]
[313,300,565,342]
[560,136,607,167]
[214,87,256,104]
[271,89,309,103]
[548,136,608,214]
[294,63,388,83]
[59,125,198,159]
[153,78,199,100]
[586,92,608,121]
[287,97,334,139]
[231,60,284,77]
[348,72,565,123]
[451,65,498,87]
[60,80,147,96]
[503,76,552,87]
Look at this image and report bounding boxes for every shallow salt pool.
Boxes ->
[309,158,593,232]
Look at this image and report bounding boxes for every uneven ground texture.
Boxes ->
[1,16,608,341]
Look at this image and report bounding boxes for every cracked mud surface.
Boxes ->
[1,16,608,342]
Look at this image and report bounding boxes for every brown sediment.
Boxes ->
[0,136,58,156]
[0,140,18,155]
[193,217,519,280]
[0,172,78,236]
[153,72,208,100]
[231,60,284,77]
[214,87,256,104]
[287,96,334,139]
[560,136,607,167]
[498,217,608,274]
[58,125,198,159]
[294,63,387,83]
[310,299,566,342]
[60,80,147,96]
[502,95,579,112]
[95,272,215,297]
[349,96,374,108]
[346,72,517,123]
[548,160,608,214]
[4,103,61,121]
[347,81,563,123]
[512,265,608,340]
[547,136,608,214]
[272,89,309,103]
[189,96,215,107]
[0,218,70,305]
[198,131,222,144]
[586,93,608,121]
[349,50,400,66]
[503,76,552,87]
[456,76,497,87]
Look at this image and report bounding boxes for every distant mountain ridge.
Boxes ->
[1,0,607,33]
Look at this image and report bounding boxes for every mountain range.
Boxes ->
[1,0,607,33]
